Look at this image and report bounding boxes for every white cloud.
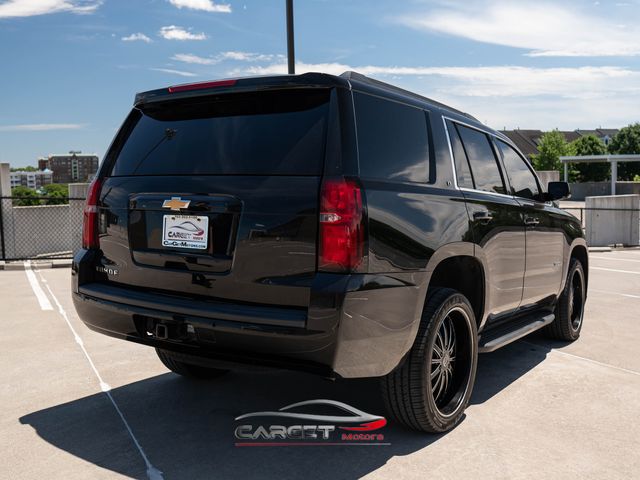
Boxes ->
[0,123,85,132]
[235,61,349,77]
[172,51,278,66]
[121,33,151,43]
[168,0,231,13]
[0,0,101,18]
[399,1,640,57]
[237,62,640,99]
[151,68,198,77]
[159,25,207,41]
[230,61,640,129]
[171,53,218,65]
[219,51,275,62]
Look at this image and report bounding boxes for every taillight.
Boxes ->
[318,177,365,272]
[82,178,103,249]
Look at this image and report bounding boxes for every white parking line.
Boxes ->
[521,341,640,377]
[31,268,163,480]
[590,289,640,299]
[591,255,640,263]
[23,261,53,311]
[591,266,640,275]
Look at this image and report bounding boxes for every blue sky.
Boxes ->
[1,0,640,166]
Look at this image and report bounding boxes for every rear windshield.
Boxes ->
[108,89,330,176]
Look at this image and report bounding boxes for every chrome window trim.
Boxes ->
[442,116,459,190]
[443,115,495,138]
[442,115,517,200]
[459,186,517,200]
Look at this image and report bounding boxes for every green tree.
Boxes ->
[41,183,69,205]
[530,130,575,175]
[609,123,640,180]
[10,166,37,172]
[11,186,40,206]
[569,135,609,182]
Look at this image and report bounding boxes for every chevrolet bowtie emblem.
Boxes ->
[162,197,191,211]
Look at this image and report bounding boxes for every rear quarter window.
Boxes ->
[354,92,430,183]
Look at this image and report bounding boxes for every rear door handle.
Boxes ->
[524,216,540,226]
[473,211,493,223]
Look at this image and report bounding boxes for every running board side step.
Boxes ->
[478,313,555,353]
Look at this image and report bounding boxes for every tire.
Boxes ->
[544,258,586,341]
[381,288,478,433]
[156,349,229,380]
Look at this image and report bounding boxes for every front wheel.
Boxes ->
[545,258,586,341]
[381,288,478,433]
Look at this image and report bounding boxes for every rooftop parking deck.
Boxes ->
[2,250,640,479]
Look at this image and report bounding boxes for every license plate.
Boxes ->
[162,214,209,250]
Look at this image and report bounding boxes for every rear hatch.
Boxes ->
[96,87,334,308]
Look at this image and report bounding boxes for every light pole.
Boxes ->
[286,0,295,74]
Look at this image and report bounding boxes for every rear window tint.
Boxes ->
[109,89,330,176]
[354,93,429,183]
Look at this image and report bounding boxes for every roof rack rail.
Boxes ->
[340,71,478,122]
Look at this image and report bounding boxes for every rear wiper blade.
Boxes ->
[131,128,178,174]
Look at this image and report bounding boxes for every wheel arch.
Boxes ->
[421,242,486,330]
[569,241,589,295]
[366,242,485,377]
[556,238,589,295]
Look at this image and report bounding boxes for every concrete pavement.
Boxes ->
[1,251,640,479]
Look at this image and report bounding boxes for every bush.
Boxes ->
[11,186,40,206]
[41,184,69,205]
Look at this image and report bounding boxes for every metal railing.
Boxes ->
[0,198,638,261]
[561,206,639,229]
[0,195,86,260]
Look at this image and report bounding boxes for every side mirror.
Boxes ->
[547,181,570,201]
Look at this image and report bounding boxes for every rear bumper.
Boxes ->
[72,249,427,378]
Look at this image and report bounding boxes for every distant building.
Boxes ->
[38,152,99,183]
[10,169,53,190]
[500,128,619,158]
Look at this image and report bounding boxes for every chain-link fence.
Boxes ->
[0,196,86,260]
[1,193,639,260]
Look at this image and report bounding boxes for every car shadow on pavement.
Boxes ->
[19,338,554,480]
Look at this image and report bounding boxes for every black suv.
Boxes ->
[72,72,588,433]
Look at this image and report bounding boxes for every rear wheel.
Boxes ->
[156,349,229,379]
[381,288,478,433]
[545,258,586,341]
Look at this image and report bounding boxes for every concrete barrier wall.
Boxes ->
[570,182,640,201]
[586,194,640,247]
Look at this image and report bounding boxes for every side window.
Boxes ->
[446,120,474,188]
[354,92,429,183]
[456,124,506,194]
[496,141,540,199]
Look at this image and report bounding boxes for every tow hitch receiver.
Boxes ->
[155,323,169,340]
